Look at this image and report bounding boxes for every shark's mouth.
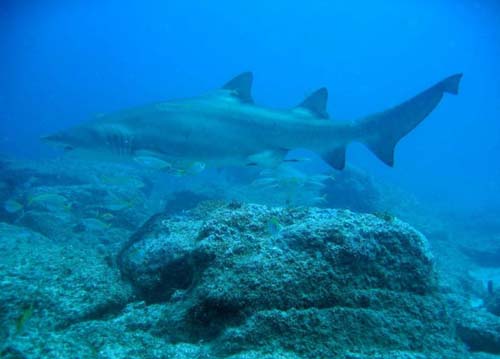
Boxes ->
[40,133,74,151]
[40,133,61,144]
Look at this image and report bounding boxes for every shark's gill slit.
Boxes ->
[119,133,124,156]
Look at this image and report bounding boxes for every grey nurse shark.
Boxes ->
[44,72,462,172]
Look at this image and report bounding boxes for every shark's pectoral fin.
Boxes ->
[297,88,329,119]
[223,72,254,103]
[246,150,286,168]
[322,146,346,170]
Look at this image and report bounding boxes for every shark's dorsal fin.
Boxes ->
[298,88,329,119]
[223,72,253,103]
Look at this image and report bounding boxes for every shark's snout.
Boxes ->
[41,132,67,145]
[40,133,60,143]
[41,132,75,152]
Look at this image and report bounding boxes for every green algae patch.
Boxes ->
[15,304,34,334]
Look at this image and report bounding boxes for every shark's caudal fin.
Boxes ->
[355,73,463,167]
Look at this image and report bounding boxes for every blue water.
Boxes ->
[1,0,499,209]
[3,2,500,357]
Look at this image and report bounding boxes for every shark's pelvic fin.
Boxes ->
[223,72,254,103]
[357,73,463,167]
[298,87,329,119]
[246,150,286,167]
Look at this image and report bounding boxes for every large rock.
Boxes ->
[1,301,206,359]
[456,308,500,354]
[117,203,467,358]
[462,245,500,268]
[0,222,132,344]
[486,291,500,316]
[0,158,154,242]
[321,167,380,212]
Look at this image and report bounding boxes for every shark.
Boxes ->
[43,72,462,171]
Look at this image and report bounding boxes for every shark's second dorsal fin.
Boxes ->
[223,72,253,103]
[298,88,329,119]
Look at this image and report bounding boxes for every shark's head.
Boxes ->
[42,122,135,160]
[42,126,94,153]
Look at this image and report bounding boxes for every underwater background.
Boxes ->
[1,1,500,358]
[2,0,500,208]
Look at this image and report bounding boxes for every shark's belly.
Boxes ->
[136,116,261,166]
[127,109,337,167]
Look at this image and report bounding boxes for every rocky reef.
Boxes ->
[116,203,470,358]
[2,202,474,359]
[1,159,500,358]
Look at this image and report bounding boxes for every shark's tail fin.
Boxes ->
[356,73,462,167]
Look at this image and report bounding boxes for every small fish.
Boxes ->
[312,194,327,205]
[81,218,110,231]
[284,156,312,163]
[102,195,134,211]
[282,177,302,187]
[133,155,172,170]
[251,177,278,187]
[100,175,145,189]
[305,180,327,189]
[372,211,395,222]
[189,161,206,174]
[100,212,115,221]
[28,193,70,211]
[310,174,336,183]
[171,161,206,176]
[4,199,23,213]
[267,216,282,237]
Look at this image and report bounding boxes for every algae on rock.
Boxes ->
[117,203,467,358]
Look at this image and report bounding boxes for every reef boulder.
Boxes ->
[118,203,467,358]
[455,307,500,354]
[0,222,132,343]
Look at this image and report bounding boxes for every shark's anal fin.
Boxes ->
[223,72,254,103]
[322,146,346,170]
[358,73,463,166]
[297,88,329,119]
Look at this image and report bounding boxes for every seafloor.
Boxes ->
[0,157,499,359]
